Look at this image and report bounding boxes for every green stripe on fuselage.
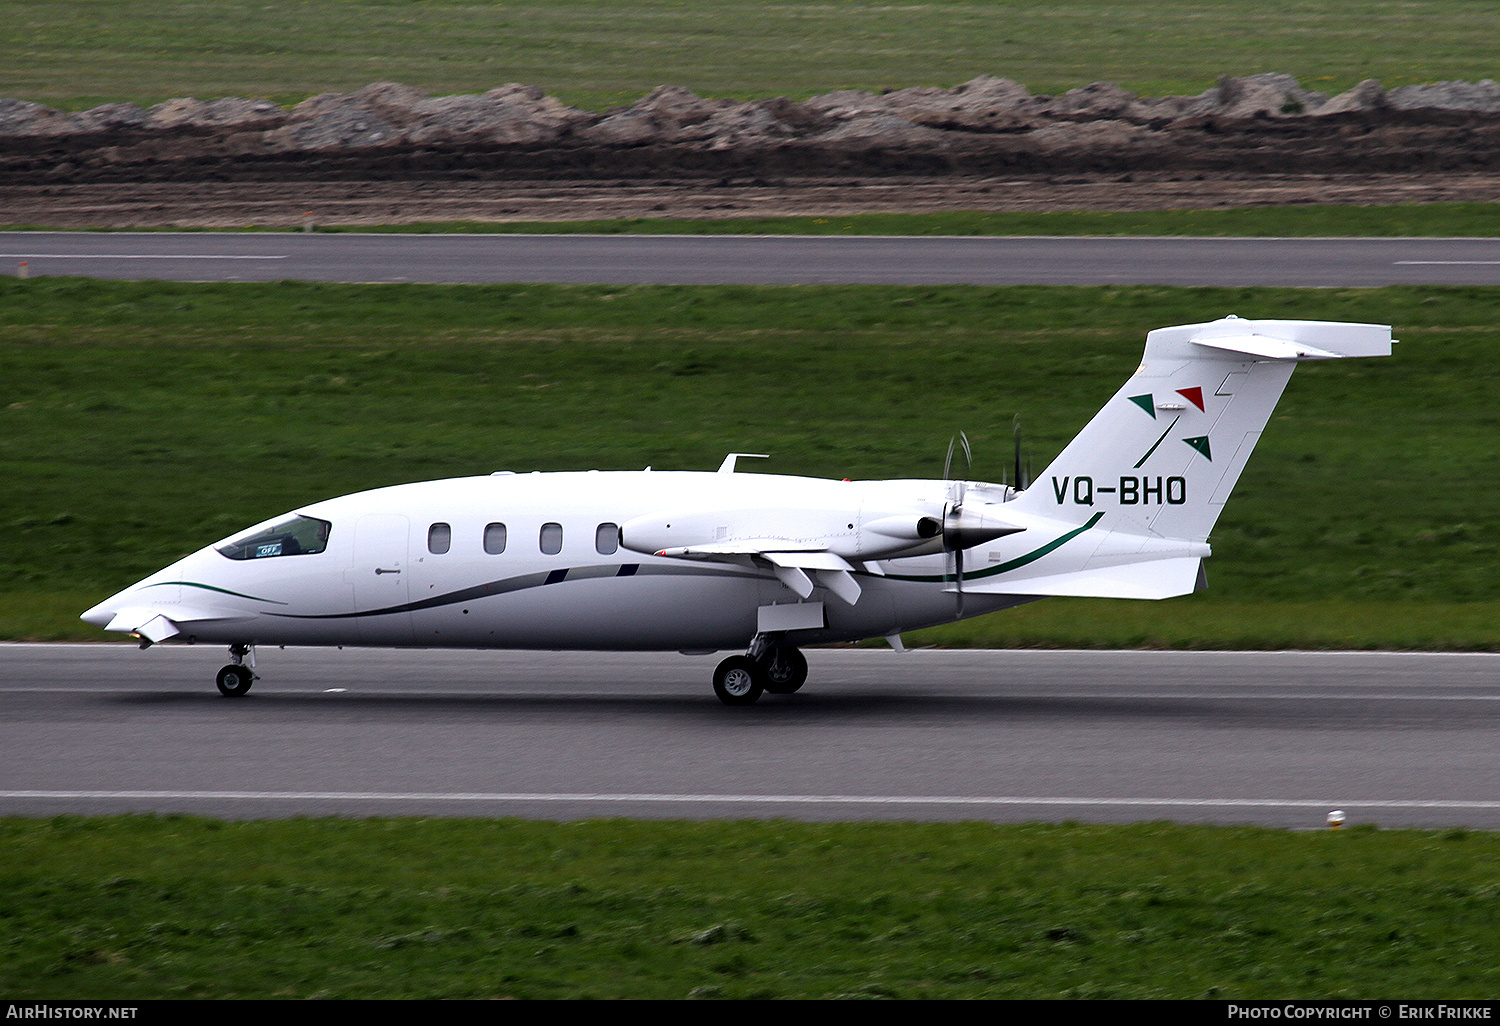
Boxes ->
[878,512,1105,584]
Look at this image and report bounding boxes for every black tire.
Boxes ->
[712,655,764,706]
[216,664,253,697]
[761,646,808,694]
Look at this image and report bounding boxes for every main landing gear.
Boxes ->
[712,639,808,706]
[216,643,256,697]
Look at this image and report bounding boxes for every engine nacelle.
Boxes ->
[620,502,1019,562]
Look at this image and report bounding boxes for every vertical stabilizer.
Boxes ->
[1008,317,1394,542]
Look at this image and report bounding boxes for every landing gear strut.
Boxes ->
[712,639,807,705]
[216,643,256,697]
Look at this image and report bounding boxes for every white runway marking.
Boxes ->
[5,790,1499,810]
[0,253,286,260]
[1394,260,1500,265]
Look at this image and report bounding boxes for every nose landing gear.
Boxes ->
[216,643,256,697]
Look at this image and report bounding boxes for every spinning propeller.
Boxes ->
[1013,415,1030,492]
[940,431,1025,615]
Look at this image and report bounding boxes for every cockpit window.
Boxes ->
[216,515,331,560]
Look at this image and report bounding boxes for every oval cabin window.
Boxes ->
[540,522,563,555]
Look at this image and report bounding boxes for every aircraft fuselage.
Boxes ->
[84,470,1034,653]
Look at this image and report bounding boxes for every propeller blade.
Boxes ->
[945,431,971,509]
[1013,415,1028,492]
[954,545,964,616]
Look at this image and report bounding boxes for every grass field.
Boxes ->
[326,206,1500,238]
[6,1,1500,110]
[3,277,1497,646]
[18,205,1500,238]
[4,816,1499,998]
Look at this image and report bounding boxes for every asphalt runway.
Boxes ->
[4,231,1500,286]
[3,644,1497,828]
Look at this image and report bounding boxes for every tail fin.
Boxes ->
[1008,316,1394,542]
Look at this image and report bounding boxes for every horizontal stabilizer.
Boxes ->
[954,556,1204,601]
[1191,335,1341,361]
[1189,319,1393,360]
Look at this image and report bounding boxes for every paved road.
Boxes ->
[4,232,1500,285]
[3,644,1497,828]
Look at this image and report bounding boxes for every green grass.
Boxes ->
[4,816,1499,998]
[20,205,1500,238]
[3,278,1497,646]
[323,206,1500,238]
[6,1,1500,110]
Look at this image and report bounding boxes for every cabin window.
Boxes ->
[595,523,620,555]
[540,522,563,555]
[215,515,331,560]
[428,522,451,554]
[484,522,507,554]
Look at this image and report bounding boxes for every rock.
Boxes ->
[406,85,585,146]
[64,102,150,134]
[575,85,736,144]
[693,104,797,149]
[1180,74,1329,119]
[1317,79,1386,115]
[1027,119,1149,153]
[7,74,1500,186]
[811,111,951,146]
[1387,79,1500,113]
[800,88,885,118]
[1036,82,1137,120]
[265,91,402,151]
[0,98,67,137]
[148,96,287,130]
[805,76,1038,131]
[344,81,430,124]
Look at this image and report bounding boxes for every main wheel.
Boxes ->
[761,646,808,694]
[712,655,764,706]
[216,664,253,697]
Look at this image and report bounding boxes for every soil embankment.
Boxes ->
[4,74,1500,226]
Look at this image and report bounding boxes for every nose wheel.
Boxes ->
[216,643,256,697]
[216,664,254,697]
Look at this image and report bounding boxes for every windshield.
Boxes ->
[215,515,331,560]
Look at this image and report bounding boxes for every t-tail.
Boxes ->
[969,316,1394,602]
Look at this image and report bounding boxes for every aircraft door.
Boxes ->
[352,513,415,644]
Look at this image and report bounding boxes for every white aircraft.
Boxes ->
[82,316,1393,704]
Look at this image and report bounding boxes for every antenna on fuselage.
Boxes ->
[718,453,770,473]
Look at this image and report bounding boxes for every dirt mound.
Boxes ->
[6,74,1500,188]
